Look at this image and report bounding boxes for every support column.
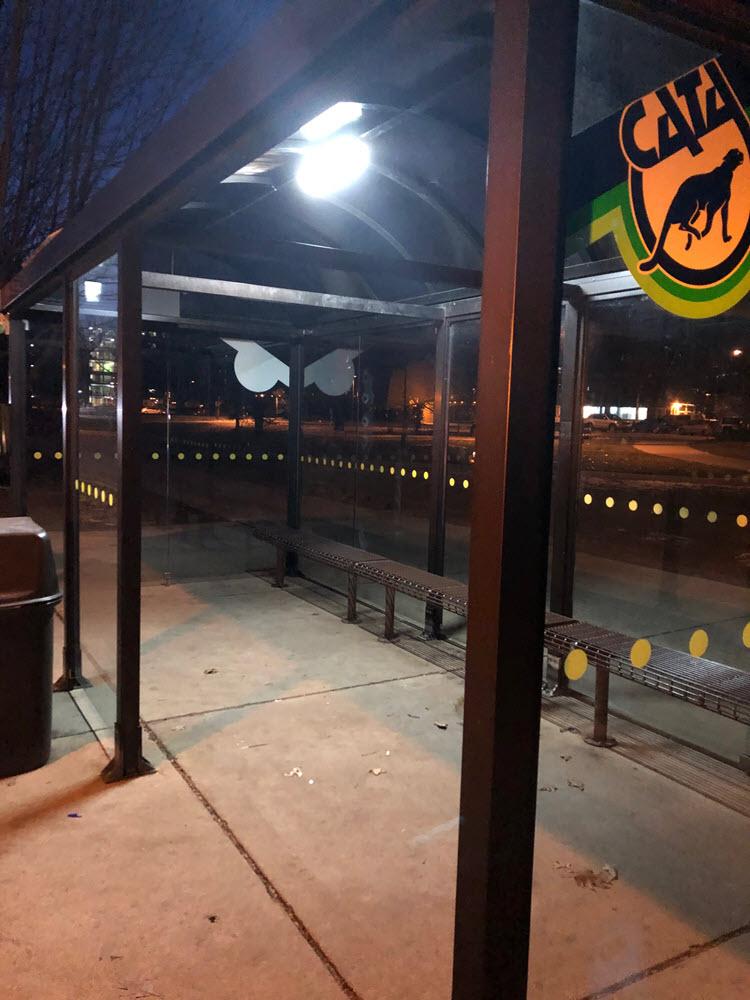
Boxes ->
[549,290,585,621]
[103,238,153,782]
[287,338,304,531]
[425,319,452,637]
[286,337,304,574]
[452,2,579,998]
[55,278,87,690]
[8,317,27,516]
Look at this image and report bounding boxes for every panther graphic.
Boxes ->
[639,147,745,272]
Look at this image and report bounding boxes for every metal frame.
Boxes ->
[102,237,153,782]
[452,2,579,997]
[54,277,87,690]
[424,318,453,637]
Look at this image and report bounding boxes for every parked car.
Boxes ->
[583,413,620,433]
[677,417,713,436]
[715,416,750,439]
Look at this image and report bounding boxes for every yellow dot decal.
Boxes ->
[94,452,101,460]
[370,464,374,472]
[380,465,385,474]
[177,452,184,461]
[707,510,717,523]
[583,493,592,505]
[54,451,62,460]
[152,452,159,460]
[689,629,709,657]
[653,502,663,515]
[347,461,352,469]
[679,506,689,519]
[75,479,79,490]
[742,622,750,648]
[628,499,638,512]
[87,484,91,495]
[463,479,470,489]
[212,453,220,461]
[277,453,284,461]
[360,462,365,471]
[94,487,99,499]
[390,466,395,476]
[400,468,406,477]
[605,496,615,508]
[630,639,651,669]
[262,453,268,461]
[108,494,114,507]
[101,492,106,504]
[423,471,429,480]
[33,451,42,460]
[564,648,588,681]
[737,514,748,528]
[245,453,252,461]
[449,477,456,487]
[322,458,328,466]
[195,452,202,461]
[229,453,236,461]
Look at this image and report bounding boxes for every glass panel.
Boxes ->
[77,257,118,730]
[533,6,750,997]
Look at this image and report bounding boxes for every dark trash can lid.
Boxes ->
[0,517,62,607]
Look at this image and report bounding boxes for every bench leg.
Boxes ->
[345,571,358,623]
[584,665,616,748]
[384,586,396,640]
[423,601,444,639]
[274,545,286,588]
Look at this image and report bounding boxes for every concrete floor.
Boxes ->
[1,530,749,999]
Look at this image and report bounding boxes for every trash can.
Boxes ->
[0,517,62,778]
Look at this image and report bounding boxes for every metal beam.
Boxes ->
[142,271,444,320]
[102,237,153,783]
[8,318,27,515]
[424,319,452,637]
[54,278,87,690]
[452,1,579,997]
[150,228,483,288]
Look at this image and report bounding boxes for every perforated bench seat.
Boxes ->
[543,619,750,726]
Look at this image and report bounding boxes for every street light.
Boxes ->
[731,348,743,357]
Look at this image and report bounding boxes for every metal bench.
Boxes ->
[544,618,750,759]
[249,522,750,770]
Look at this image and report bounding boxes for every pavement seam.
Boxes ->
[144,668,446,725]
[145,721,364,1000]
[577,921,750,999]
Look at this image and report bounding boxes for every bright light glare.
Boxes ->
[296,136,370,197]
[299,102,362,142]
[84,280,103,303]
[731,348,743,357]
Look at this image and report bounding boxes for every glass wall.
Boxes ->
[76,257,118,728]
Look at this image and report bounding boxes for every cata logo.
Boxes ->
[616,60,750,317]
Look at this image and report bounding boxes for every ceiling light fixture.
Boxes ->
[295,135,370,198]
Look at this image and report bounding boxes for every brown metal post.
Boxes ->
[102,238,153,782]
[425,319,453,638]
[286,337,304,574]
[8,318,27,516]
[584,665,616,748]
[452,2,579,998]
[55,277,87,690]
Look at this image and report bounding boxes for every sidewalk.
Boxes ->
[1,558,749,999]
